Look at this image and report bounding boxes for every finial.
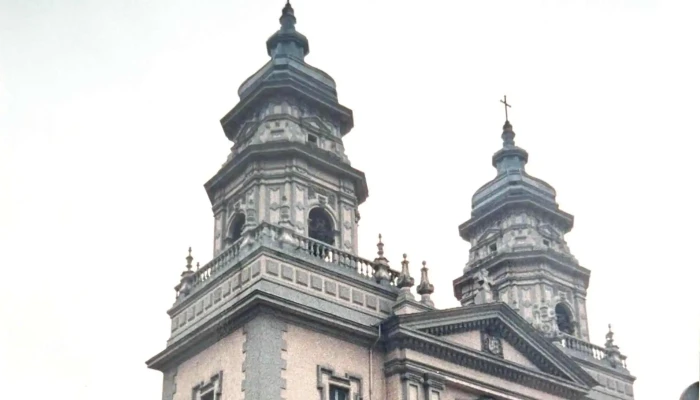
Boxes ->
[266,0,309,59]
[196,262,200,271]
[604,323,624,368]
[377,234,384,257]
[186,247,193,271]
[605,324,616,347]
[500,95,512,122]
[176,247,196,300]
[396,253,414,290]
[280,0,296,29]
[417,261,435,307]
[372,233,392,285]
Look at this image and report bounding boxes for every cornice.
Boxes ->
[386,326,591,399]
[221,77,353,140]
[454,250,591,297]
[385,303,598,389]
[148,279,385,372]
[567,353,637,382]
[204,142,368,204]
[459,196,574,240]
[384,358,565,400]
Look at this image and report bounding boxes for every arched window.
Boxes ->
[308,207,334,246]
[555,303,575,335]
[228,213,246,243]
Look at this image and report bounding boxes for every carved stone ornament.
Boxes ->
[480,331,503,358]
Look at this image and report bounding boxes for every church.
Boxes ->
[146,3,636,399]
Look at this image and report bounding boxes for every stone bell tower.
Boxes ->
[205,0,367,258]
[452,115,593,341]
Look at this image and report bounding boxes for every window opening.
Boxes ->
[555,303,575,335]
[329,385,349,400]
[229,212,246,242]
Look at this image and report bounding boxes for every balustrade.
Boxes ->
[179,223,400,300]
[556,333,627,369]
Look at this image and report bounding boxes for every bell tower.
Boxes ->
[453,114,593,341]
[205,1,367,257]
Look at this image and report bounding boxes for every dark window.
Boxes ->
[543,239,550,247]
[308,207,334,245]
[308,134,318,144]
[489,243,497,253]
[229,212,246,242]
[200,392,214,400]
[329,385,349,400]
[555,303,575,335]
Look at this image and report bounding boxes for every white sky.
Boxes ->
[1,0,698,399]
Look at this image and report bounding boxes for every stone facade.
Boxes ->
[146,3,636,400]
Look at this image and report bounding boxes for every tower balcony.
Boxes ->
[555,333,628,370]
[554,333,636,398]
[164,222,402,350]
[177,222,400,302]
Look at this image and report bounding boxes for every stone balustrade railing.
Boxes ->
[178,222,400,300]
[556,333,628,369]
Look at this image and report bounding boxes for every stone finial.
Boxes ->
[501,120,515,147]
[266,0,309,59]
[372,234,392,284]
[185,247,194,271]
[396,254,415,289]
[417,261,435,307]
[604,323,623,368]
[175,247,197,300]
[395,253,415,302]
[605,324,616,348]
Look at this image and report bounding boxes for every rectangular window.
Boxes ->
[408,384,419,400]
[308,134,318,145]
[329,385,349,400]
[200,392,214,400]
[430,390,441,400]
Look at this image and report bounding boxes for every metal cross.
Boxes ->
[500,95,511,121]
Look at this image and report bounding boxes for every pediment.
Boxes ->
[441,330,541,371]
[476,228,501,244]
[389,302,597,390]
[300,116,331,135]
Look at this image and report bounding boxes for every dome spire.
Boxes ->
[266,1,310,60]
[492,95,529,173]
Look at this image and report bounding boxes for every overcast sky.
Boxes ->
[1,0,698,399]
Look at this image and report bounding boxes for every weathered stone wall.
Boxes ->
[284,323,385,400]
[172,329,245,400]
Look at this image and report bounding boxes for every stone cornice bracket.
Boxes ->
[416,261,435,307]
[395,253,415,301]
[604,324,624,368]
[174,247,196,300]
[372,234,392,284]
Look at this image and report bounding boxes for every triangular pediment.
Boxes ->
[300,116,331,135]
[441,330,541,371]
[476,228,501,244]
[389,302,597,390]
